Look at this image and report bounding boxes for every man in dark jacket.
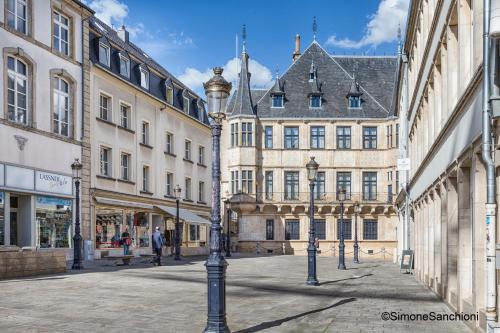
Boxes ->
[152,226,165,266]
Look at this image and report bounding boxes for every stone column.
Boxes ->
[440,181,448,298]
[447,175,459,308]
[458,165,472,312]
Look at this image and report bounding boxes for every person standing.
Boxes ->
[121,227,131,255]
[152,226,165,266]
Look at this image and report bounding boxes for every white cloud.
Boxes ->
[84,0,128,27]
[326,0,410,49]
[178,58,274,95]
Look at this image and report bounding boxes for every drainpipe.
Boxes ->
[484,0,497,329]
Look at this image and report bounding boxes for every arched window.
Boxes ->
[53,76,70,136]
[7,55,28,124]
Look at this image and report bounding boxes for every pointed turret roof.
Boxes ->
[271,71,284,94]
[230,26,255,116]
[347,72,362,97]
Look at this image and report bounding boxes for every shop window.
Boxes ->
[96,210,124,248]
[134,212,150,247]
[189,224,200,241]
[36,196,72,248]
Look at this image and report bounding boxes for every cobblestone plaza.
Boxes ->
[0,255,470,333]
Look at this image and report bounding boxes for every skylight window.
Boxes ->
[272,95,284,108]
[310,95,321,108]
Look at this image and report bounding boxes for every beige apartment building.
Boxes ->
[221,37,400,259]
[0,0,93,259]
[86,17,212,258]
[396,0,491,331]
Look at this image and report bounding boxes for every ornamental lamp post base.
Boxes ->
[204,253,230,333]
[353,243,360,264]
[72,234,83,270]
[306,245,319,286]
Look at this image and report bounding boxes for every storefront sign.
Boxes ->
[0,164,4,186]
[397,158,411,171]
[36,171,72,195]
[5,165,34,190]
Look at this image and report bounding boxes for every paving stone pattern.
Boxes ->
[0,254,471,333]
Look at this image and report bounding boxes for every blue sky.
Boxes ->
[85,0,409,95]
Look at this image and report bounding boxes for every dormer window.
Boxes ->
[99,42,110,67]
[166,86,173,104]
[309,71,315,81]
[139,65,149,89]
[310,95,321,108]
[119,53,130,78]
[349,96,361,108]
[271,94,284,108]
[183,95,190,113]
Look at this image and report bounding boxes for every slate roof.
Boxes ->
[227,41,398,119]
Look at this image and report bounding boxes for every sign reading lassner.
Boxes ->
[35,171,72,195]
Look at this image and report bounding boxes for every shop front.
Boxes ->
[0,162,75,258]
[93,197,154,258]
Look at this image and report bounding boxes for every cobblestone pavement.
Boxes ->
[0,254,472,333]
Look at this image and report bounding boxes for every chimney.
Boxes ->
[292,34,301,62]
[117,25,129,43]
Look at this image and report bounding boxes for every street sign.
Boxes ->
[397,158,411,171]
[400,249,414,273]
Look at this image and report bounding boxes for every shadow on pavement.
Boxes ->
[318,273,373,286]
[233,298,357,333]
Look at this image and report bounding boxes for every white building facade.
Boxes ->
[0,0,92,258]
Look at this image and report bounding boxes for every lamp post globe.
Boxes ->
[203,67,231,333]
[354,202,361,263]
[173,184,182,260]
[305,157,319,285]
[338,186,346,270]
[71,158,83,270]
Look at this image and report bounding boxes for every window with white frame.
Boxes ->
[185,140,192,160]
[166,172,173,196]
[185,177,192,200]
[166,132,174,154]
[6,0,27,34]
[265,171,273,200]
[271,94,284,108]
[120,103,130,128]
[141,121,149,145]
[119,54,130,78]
[264,126,273,149]
[348,96,361,108]
[140,66,149,89]
[310,95,321,108]
[241,170,253,194]
[7,56,28,124]
[120,153,130,180]
[198,146,205,165]
[99,42,110,66]
[166,86,174,104]
[53,11,70,56]
[100,146,111,176]
[189,224,200,241]
[183,96,190,113]
[198,181,205,202]
[142,165,150,192]
[53,77,70,136]
[99,94,111,121]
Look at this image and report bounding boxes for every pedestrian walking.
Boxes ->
[121,227,132,255]
[152,226,165,266]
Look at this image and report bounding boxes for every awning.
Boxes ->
[94,196,154,210]
[155,205,211,225]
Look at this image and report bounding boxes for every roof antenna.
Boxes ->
[312,16,317,41]
[242,24,247,52]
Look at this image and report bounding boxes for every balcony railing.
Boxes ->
[231,191,395,205]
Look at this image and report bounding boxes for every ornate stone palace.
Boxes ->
[221,34,401,258]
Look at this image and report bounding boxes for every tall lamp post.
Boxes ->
[338,186,346,270]
[71,158,83,270]
[203,67,231,333]
[353,201,360,264]
[224,191,231,258]
[174,184,182,260]
[306,157,319,285]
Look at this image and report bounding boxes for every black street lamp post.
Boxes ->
[174,184,182,260]
[71,159,83,270]
[306,157,319,286]
[225,192,231,258]
[354,202,361,264]
[338,186,346,270]
[203,67,231,333]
